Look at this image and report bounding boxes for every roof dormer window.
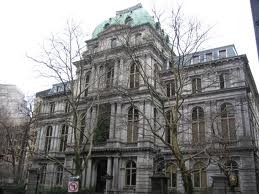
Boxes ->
[125,16,133,25]
[104,23,110,29]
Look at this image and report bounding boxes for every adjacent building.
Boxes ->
[0,84,28,184]
[250,0,259,59]
[30,4,259,194]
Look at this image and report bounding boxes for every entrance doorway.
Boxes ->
[95,159,107,192]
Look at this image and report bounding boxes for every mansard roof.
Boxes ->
[36,82,70,98]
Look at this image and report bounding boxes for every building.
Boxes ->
[250,0,259,59]
[30,4,259,194]
[0,84,28,184]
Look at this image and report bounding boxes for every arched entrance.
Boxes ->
[95,159,107,192]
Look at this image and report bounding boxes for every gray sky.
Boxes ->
[0,0,257,96]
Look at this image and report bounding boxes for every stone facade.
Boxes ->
[30,4,259,194]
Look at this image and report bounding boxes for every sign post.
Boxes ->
[68,176,80,193]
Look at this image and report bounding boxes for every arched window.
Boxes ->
[193,162,207,188]
[192,107,205,144]
[125,16,133,25]
[129,63,140,88]
[39,164,47,184]
[44,126,52,153]
[221,103,236,140]
[125,161,136,186]
[192,78,201,94]
[166,164,177,188]
[166,111,173,144]
[55,164,64,186]
[127,107,139,142]
[59,125,68,152]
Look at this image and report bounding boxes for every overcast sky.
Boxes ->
[0,0,257,97]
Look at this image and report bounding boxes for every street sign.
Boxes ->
[68,180,79,193]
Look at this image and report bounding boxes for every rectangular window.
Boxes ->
[135,33,142,44]
[64,101,70,113]
[192,78,202,94]
[219,73,229,89]
[80,113,86,144]
[59,125,68,152]
[50,102,55,114]
[84,73,90,96]
[166,80,175,97]
[192,55,200,64]
[106,66,114,88]
[111,38,117,48]
[219,49,226,58]
[45,126,53,153]
[205,53,212,61]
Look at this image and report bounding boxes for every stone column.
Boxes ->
[115,103,122,140]
[112,157,119,191]
[86,159,92,188]
[90,65,95,92]
[109,103,115,139]
[138,103,145,141]
[106,157,112,192]
[114,59,118,86]
[118,59,123,86]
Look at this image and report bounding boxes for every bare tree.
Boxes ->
[28,21,104,187]
[0,100,32,184]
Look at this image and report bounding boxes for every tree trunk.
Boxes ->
[171,123,193,194]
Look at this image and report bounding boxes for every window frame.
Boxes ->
[129,63,140,89]
[166,163,177,188]
[192,77,202,94]
[55,164,64,186]
[84,72,90,96]
[44,126,53,153]
[166,80,176,97]
[39,164,47,184]
[50,102,55,114]
[111,38,117,48]
[106,65,114,88]
[221,103,236,141]
[193,162,207,188]
[125,161,136,186]
[192,107,205,144]
[59,125,68,152]
[219,49,227,58]
[127,107,139,143]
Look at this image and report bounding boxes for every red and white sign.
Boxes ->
[68,181,79,192]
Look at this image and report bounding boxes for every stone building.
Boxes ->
[0,84,28,184]
[250,0,259,59]
[30,4,259,194]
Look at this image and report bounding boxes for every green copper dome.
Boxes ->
[92,3,155,38]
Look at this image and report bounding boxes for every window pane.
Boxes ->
[132,169,136,185]
[192,123,198,144]
[194,171,200,187]
[171,173,177,187]
[219,74,225,89]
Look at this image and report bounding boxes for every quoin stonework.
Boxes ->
[29,4,259,194]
